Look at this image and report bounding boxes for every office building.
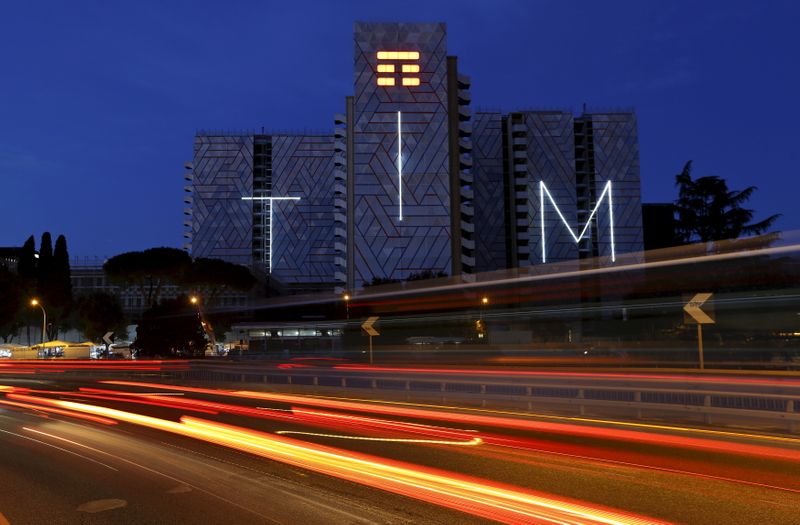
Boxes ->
[186,21,645,293]
[186,132,337,294]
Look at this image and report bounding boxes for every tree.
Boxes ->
[104,247,191,308]
[52,235,72,305]
[17,235,37,285]
[73,292,126,344]
[674,161,780,243]
[44,235,73,339]
[133,295,207,358]
[36,232,53,302]
[407,270,448,281]
[182,257,255,305]
[0,268,24,343]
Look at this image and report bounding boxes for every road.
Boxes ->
[1,371,800,524]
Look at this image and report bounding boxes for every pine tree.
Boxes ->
[51,235,73,334]
[674,161,780,243]
[17,235,37,289]
[37,232,53,301]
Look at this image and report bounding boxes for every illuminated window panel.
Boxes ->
[377,77,396,86]
[402,77,420,86]
[401,64,420,73]
[377,51,420,60]
[377,64,395,73]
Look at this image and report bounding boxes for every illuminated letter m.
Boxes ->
[538,180,615,263]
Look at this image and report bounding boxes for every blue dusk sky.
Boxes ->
[1,0,798,257]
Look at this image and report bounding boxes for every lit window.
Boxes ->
[377,64,395,73]
[402,77,420,86]
[377,77,396,86]
[377,51,420,60]
[401,64,420,73]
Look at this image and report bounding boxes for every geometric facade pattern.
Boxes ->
[345,22,455,288]
[186,22,645,294]
[588,113,644,261]
[469,109,644,271]
[524,111,580,265]
[472,112,506,272]
[189,135,254,265]
[188,132,338,292]
[270,135,337,287]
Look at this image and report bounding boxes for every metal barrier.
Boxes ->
[176,363,800,433]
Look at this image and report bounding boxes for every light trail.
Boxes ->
[5,393,665,525]
[274,430,482,446]
[472,433,800,495]
[98,382,800,461]
[329,365,800,388]
[0,397,117,425]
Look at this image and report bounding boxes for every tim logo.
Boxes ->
[376,51,420,87]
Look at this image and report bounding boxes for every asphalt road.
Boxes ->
[1,372,800,524]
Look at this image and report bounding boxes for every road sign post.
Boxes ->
[361,317,380,365]
[683,293,715,370]
[103,331,114,357]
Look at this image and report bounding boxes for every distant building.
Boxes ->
[186,21,646,293]
[0,247,23,272]
[69,257,250,318]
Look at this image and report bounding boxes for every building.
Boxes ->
[333,22,474,291]
[186,132,338,294]
[69,257,250,318]
[186,21,645,293]
[471,109,644,272]
[0,247,23,272]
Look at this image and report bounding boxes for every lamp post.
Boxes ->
[477,296,489,340]
[343,293,351,320]
[30,299,47,353]
[190,295,216,355]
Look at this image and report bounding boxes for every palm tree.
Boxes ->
[673,161,780,243]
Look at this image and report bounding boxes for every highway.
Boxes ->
[1,369,800,524]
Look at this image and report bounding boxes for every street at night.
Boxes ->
[1,364,799,524]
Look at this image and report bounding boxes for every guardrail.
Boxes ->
[175,363,800,433]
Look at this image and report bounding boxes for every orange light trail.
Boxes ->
[274,430,482,446]
[4,393,664,525]
[0,397,117,425]
[99,381,800,462]
[330,365,800,388]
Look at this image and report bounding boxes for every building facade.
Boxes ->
[472,109,644,272]
[333,22,474,291]
[186,132,337,294]
[186,21,645,293]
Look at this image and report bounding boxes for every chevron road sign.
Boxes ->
[103,332,114,345]
[683,293,714,369]
[362,317,379,365]
[683,293,715,324]
[362,317,380,337]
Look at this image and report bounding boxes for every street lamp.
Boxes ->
[189,295,216,354]
[30,298,47,349]
[343,293,351,320]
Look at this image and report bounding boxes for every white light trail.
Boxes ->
[539,180,615,263]
[241,196,301,272]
